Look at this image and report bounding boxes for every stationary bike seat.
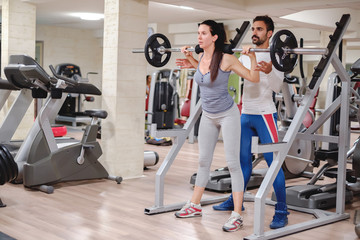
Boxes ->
[84,109,108,119]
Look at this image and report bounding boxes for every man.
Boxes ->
[212,15,289,229]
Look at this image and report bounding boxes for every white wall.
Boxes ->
[160,20,360,116]
[166,20,359,66]
[36,25,103,110]
[35,21,360,113]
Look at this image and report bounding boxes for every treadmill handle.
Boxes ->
[48,65,78,86]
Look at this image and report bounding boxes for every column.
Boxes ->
[101,0,149,178]
[1,0,36,138]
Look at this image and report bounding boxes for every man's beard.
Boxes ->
[252,35,266,46]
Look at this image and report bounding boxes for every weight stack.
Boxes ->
[152,81,174,129]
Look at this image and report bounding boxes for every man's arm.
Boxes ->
[256,60,283,93]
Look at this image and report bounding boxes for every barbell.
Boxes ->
[132,29,329,72]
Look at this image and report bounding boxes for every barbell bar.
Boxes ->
[132,47,193,54]
[233,48,328,55]
[133,29,330,72]
[133,46,328,55]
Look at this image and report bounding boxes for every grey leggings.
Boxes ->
[195,104,244,192]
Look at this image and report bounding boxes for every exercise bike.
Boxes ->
[1,55,122,193]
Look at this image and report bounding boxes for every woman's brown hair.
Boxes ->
[199,20,226,82]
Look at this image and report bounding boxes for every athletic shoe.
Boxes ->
[213,194,245,211]
[222,211,243,232]
[269,202,290,229]
[175,200,202,218]
[213,195,234,211]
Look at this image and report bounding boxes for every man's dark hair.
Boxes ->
[253,15,274,32]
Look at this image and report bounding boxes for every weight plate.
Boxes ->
[270,30,298,72]
[0,144,18,182]
[353,139,360,178]
[144,33,172,67]
[0,152,8,185]
[283,138,314,176]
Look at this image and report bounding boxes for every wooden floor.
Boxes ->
[1,129,360,240]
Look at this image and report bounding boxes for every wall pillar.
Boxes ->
[1,0,36,138]
[101,0,149,178]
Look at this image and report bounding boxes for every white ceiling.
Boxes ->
[6,0,360,46]
[21,0,360,29]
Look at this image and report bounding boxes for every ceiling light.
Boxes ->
[160,3,195,10]
[179,6,195,10]
[70,13,104,21]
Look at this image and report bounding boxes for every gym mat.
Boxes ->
[355,209,360,224]
[0,232,16,240]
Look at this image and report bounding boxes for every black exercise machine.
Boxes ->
[55,63,97,127]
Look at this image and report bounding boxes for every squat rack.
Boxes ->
[246,14,351,239]
[145,14,352,240]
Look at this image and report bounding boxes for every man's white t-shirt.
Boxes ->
[239,52,284,115]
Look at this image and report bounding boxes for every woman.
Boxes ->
[174,20,259,232]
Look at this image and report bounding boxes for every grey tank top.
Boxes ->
[194,55,233,114]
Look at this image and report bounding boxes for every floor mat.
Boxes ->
[0,232,16,240]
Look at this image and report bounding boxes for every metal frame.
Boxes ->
[245,14,351,240]
[145,14,352,240]
[0,90,11,110]
[146,100,204,214]
[187,80,199,144]
[0,89,33,143]
[14,94,67,181]
[322,72,341,150]
[146,99,242,214]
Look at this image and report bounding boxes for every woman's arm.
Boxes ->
[180,46,199,69]
[186,56,199,69]
[176,58,197,69]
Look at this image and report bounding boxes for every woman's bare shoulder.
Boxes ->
[222,53,237,61]
[222,53,239,67]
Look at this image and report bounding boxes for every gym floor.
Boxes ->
[0,126,359,240]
